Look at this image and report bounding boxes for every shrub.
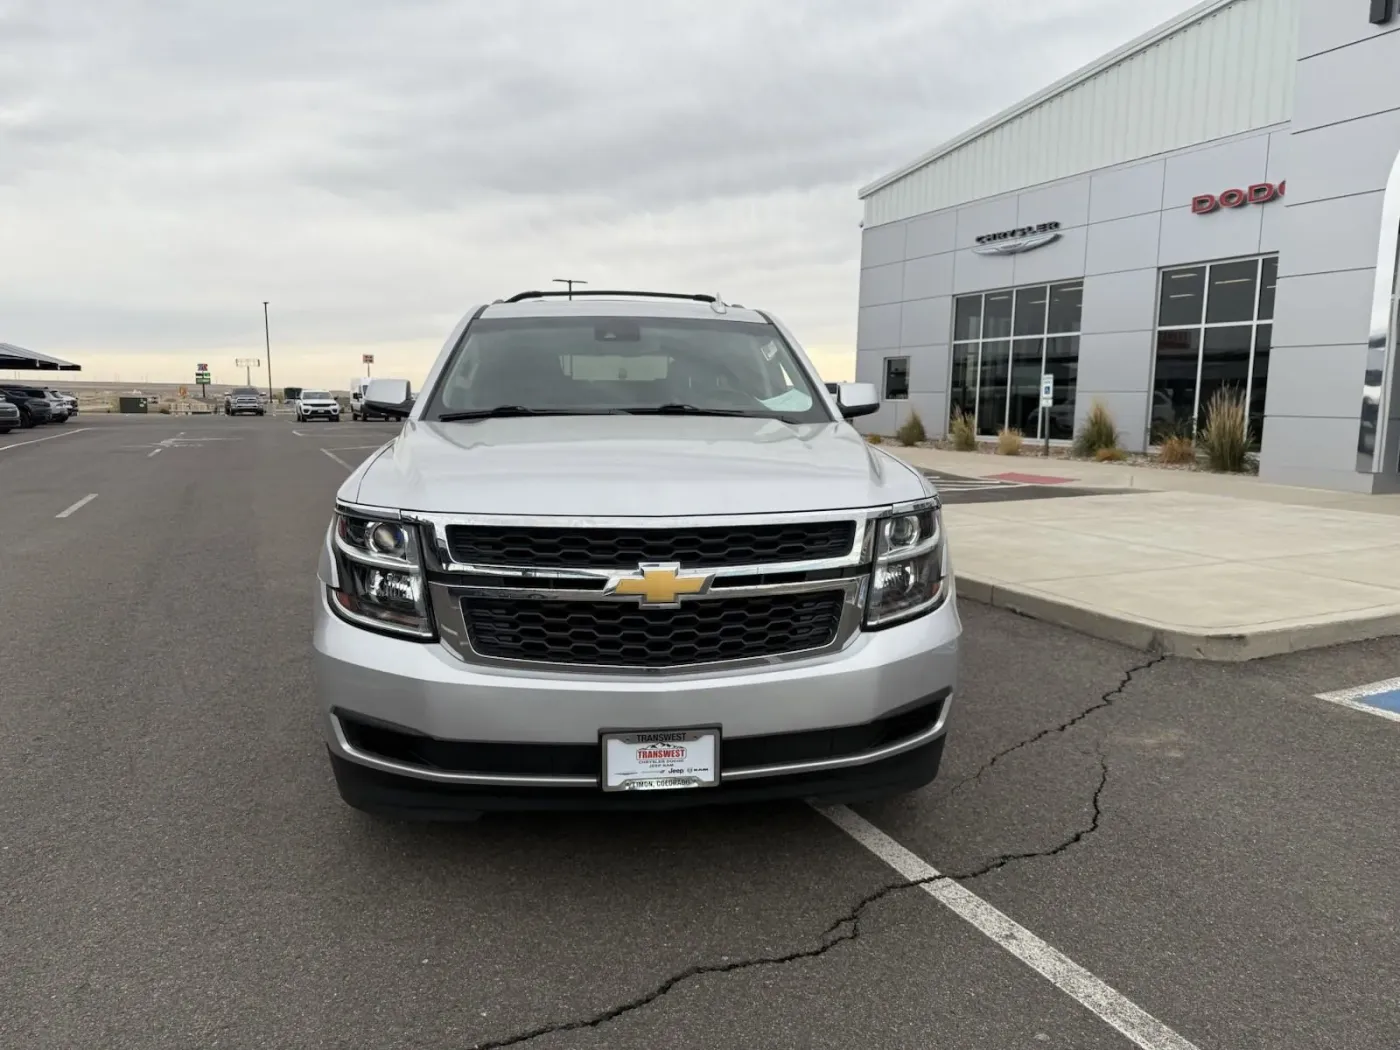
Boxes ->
[1158,434,1196,466]
[949,409,977,452]
[1095,446,1127,462]
[865,433,884,445]
[1073,400,1119,458]
[896,410,927,447]
[1200,386,1251,472]
[996,427,1023,456]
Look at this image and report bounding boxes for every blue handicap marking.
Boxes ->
[1359,688,1400,714]
[1314,677,1400,723]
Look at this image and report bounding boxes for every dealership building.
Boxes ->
[854,0,1400,493]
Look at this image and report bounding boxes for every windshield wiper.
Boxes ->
[437,406,620,422]
[622,404,749,417]
[624,404,803,424]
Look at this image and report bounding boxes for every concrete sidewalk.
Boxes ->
[888,447,1400,660]
[893,444,1400,514]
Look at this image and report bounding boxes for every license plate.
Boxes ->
[601,728,719,792]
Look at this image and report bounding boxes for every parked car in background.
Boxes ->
[51,391,79,417]
[0,388,54,427]
[0,384,63,423]
[0,398,20,433]
[224,387,265,416]
[295,390,341,422]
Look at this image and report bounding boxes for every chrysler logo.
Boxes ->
[973,231,1061,256]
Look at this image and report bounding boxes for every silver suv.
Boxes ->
[313,290,960,819]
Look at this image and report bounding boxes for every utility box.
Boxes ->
[118,397,149,414]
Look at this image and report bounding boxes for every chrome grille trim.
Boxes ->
[403,508,882,674]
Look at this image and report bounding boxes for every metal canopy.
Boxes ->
[0,342,81,371]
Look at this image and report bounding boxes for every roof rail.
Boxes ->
[503,289,719,304]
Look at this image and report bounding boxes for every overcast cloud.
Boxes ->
[2,0,1190,388]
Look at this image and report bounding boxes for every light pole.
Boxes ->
[552,277,587,300]
[263,301,273,403]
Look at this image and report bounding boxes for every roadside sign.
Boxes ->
[362,353,375,364]
[1040,374,1054,407]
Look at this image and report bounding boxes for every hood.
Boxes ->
[345,415,928,517]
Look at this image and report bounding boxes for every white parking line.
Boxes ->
[147,447,163,458]
[1314,678,1400,725]
[324,444,389,451]
[55,493,99,519]
[817,805,1200,1050]
[0,427,92,452]
[320,448,354,470]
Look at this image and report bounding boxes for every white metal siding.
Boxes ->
[863,0,1299,227]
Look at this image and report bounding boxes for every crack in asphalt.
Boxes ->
[942,652,1168,800]
[469,660,1159,1048]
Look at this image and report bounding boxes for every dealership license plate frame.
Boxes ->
[600,726,721,792]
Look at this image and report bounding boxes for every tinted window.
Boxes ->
[1205,260,1259,324]
[1047,283,1083,334]
[1013,287,1047,337]
[302,391,331,400]
[1159,267,1206,327]
[953,296,982,341]
[426,315,830,423]
[1257,257,1278,321]
[982,292,1013,340]
[883,357,909,400]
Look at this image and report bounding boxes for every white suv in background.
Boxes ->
[295,390,341,422]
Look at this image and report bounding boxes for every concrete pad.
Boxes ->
[947,521,1219,585]
[1259,544,1400,591]
[942,486,1400,660]
[1019,562,1400,631]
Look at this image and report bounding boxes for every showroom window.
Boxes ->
[1151,256,1276,441]
[951,282,1081,439]
[883,356,909,400]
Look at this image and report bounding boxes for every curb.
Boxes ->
[955,573,1400,661]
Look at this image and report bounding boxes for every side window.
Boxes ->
[883,357,910,401]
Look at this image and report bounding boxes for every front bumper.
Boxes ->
[313,582,960,812]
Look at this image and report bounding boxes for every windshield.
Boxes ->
[422,315,832,424]
[302,390,331,400]
[231,387,258,396]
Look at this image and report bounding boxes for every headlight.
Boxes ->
[329,510,435,638]
[865,502,947,628]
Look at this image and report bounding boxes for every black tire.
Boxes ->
[21,411,35,429]
[0,427,11,434]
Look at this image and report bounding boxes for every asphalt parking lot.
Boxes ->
[3,413,1398,1050]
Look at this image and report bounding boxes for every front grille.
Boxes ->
[463,590,846,667]
[445,521,856,569]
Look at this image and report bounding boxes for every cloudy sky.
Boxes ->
[2,0,1192,390]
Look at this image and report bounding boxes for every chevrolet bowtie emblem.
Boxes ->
[608,563,712,607]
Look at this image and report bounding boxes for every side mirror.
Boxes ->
[835,382,880,419]
[364,378,414,420]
